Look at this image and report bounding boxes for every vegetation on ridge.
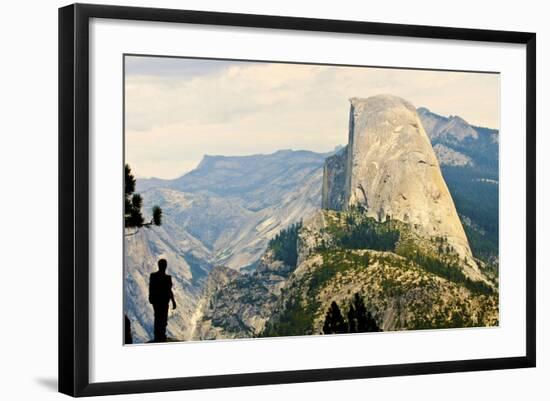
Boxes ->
[268,221,302,267]
[322,208,495,295]
[261,206,498,337]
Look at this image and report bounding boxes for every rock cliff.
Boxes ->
[322,146,347,210]
[322,95,482,281]
[191,250,294,340]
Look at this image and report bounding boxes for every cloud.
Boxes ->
[125,58,499,179]
[125,55,249,78]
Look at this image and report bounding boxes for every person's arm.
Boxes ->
[170,277,176,309]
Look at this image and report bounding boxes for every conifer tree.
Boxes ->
[323,295,381,335]
[353,293,381,332]
[124,164,162,235]
[347,304,357,333]
[323,301,347,334]
[365,311,381,332]
[353,293,368,332]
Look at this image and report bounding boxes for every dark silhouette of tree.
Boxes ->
[353,293,380,332]
[347,304,357,333]
[353,293,368,332]
[364,311,381,332]
[322,301,347,334]
[124,164,162,235]
[323,295,381,335]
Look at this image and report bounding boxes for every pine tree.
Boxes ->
[124,164,162,234]
[353,293,368,332]
[347,304,357,333]
[353,293,381,332]
[323,295,381,335]
[365,311,381,332]
[323,301,347,334]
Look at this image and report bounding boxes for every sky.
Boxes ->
[125,55,499,179]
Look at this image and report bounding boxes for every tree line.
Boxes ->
[323,293,380,334]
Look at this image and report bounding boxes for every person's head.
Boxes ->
[158,258,167,273]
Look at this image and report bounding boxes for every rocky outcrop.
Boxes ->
[433,144,473,167]
[191,251,295,340]
[322,95,482,281]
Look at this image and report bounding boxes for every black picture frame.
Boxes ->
[58,3,536,397]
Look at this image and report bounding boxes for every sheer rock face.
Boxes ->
[323,95,482,281]
[322,146,347,210]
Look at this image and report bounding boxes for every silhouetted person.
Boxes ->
[148,259,176,342]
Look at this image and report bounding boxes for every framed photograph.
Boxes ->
[58,3,536,397]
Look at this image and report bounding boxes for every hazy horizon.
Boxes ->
[125,56,500,179]
[133,147,343,180]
